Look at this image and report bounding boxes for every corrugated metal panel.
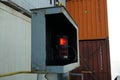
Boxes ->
[66,0,109,40]
[70,40,111,80]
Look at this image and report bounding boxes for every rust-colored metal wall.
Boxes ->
[66,0,109,40]
[70,40,111,80]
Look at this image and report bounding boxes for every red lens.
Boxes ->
[59,37,67,46]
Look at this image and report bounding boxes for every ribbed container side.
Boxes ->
[66,0,109,40]
[70,40,111,80]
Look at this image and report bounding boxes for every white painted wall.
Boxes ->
[0,3,37,80]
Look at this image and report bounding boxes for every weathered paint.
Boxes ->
[70,40,111,80]
[66,0,109,40]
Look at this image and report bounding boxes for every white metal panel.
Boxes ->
[0,74,37,80]
[37,0,54,8]
[0,2,31,75]
[9,0,51,9]
[1,0,66,12]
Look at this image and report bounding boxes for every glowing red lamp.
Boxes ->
[59,37,67,46]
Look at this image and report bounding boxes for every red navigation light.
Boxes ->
[59,37,67,46]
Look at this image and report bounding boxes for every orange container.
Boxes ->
[66,0,109,40]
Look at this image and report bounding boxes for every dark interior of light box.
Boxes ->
[46,13,78,66]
